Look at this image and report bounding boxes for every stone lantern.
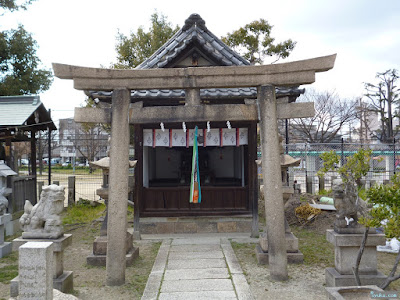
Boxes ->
[86,157,139,266]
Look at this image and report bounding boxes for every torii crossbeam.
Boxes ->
[53,54,336,285]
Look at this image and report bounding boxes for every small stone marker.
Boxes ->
[11,234,73,297]
[19,241,53,300]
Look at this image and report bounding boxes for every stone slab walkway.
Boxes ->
[141,236,254,300]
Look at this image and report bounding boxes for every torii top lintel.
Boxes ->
[52,54,336,91]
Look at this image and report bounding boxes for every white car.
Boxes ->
[20,159,29,165]
[62,161,71,167]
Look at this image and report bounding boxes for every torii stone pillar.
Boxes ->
[257,85,288,281]
[106,88,130,286]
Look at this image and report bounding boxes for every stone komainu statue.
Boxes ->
[20,184,65,239]
[332,178,368,233]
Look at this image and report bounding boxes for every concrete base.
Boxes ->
[87,232,138,266]
[139,216,252,234]
[10,276,18,298]
[334,225,376,234]
[131,230,141,240]
[12,234,72,252]
[325,229,386,288]
[259,232,300,253]
[21,231,64,239]
[87,246,139,267]
[53,271,74,293]
[10,234,74,297]
[325,267,387,287]
[255,244,303,264]
[325,285,385,300]
[0,241,11,258]
[10,271,74,297]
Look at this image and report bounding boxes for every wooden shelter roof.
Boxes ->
[0,96,56,136]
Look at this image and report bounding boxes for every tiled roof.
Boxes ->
[91,87,304,100]
[89,14,304,102]
[136,14,249,69]
[0,96,56,130]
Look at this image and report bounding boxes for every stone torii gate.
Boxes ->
[52,54,336,285]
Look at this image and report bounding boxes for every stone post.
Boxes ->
[19,242,54,300]
[185,88,201,106]
[106,88,130,286]
[257,85,288,281]
[38,181,44,199]
[67,176,75,206]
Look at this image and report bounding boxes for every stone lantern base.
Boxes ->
[255,231,304,264]
[87,231,139,266]
[325,229,387,287]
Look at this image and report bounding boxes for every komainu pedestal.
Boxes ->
[11,234,74,297]
[325,229,387,287]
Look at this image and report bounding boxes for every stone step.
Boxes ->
[139,215,252,234]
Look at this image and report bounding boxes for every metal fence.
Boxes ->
[259,141,399,194]
[35,171,103,205]
[17,140,399,209]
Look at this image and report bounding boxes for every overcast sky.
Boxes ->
[2,0,400,124]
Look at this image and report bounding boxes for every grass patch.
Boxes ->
[318,189,332,196]
[0,251,19,284]
[231,241,256,266]
[62,201,105,225]
[126,241,162,298]
[0,264,18,283]
[0,251,18,265]
[292,226,334,267]
[20,166,103,175]
[231,241,252,251]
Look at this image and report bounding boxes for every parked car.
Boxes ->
[20,159,29,166]
[62,160,71,167]
[51,158,61,165]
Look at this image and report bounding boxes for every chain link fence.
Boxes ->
[258,140,399,194]
[17,137,400,207]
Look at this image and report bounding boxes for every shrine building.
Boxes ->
[86,14,304,235]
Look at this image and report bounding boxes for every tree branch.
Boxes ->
[353,227,369,286]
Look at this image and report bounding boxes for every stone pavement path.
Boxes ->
[141,237,254,300]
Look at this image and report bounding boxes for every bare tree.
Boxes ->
[13,141,30,164]
[36,130,58,175]
[74,124,108,169]
[290,89,358,143]
[364,69,399,143]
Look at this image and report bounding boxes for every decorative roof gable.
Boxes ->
[89,14,304,102]
[137,14,249,69]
